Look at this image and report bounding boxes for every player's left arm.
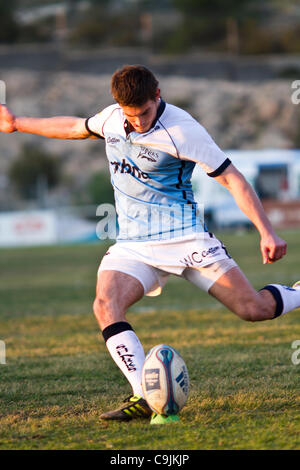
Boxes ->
[213,162,287,264]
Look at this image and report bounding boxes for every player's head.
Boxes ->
[111,65,159,106]
[111,65,161,133]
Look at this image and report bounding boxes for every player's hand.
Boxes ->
[260,232,287,264]
[0,104,17,133]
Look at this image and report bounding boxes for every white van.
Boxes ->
[192,149,300,229]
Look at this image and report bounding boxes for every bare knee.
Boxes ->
[93,295,124,330]
[93,296,107,319]
[236,302,260,322]
[209,267,276,323]
[93,271,144,330]
[92,296,105,324]
[235,298,273,322]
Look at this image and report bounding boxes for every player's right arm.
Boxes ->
[0,104,98,139]
[214,162,287,264]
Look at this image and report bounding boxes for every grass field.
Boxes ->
[0,229,299,450]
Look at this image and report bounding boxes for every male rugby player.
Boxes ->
[1,65,299,423]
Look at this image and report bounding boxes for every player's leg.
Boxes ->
[93,268,155,421]
[208,265,300,321]
[93,269,144,330]
[93,269,145,394]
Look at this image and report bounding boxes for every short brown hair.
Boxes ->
[111,65,159,106]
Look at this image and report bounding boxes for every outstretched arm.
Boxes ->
[0,104,97,139]
[214,162,287,264]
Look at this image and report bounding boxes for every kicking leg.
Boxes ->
[209,266,300,321]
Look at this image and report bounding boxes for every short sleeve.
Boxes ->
[85,113,104,138]
[85,104,120,139]
[177,120,230,176]
[163,104,231,176]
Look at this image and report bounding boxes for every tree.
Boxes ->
[9,144,60,201]
[68,0,141,47]
[171,0,272,53]
[86,170,114,206]
[0,0,19,43]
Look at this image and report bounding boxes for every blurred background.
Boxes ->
[0,0,300,246]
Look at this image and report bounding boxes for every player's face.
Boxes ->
[121,89,161,133]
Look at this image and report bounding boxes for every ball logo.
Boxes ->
[175,367,189,394]
[144,368,160,390]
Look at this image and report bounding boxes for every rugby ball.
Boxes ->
[142,344,189,415]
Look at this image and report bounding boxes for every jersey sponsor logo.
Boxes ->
[116,344,137,372]
[107,136,120,145]
[179,246,220,267]
[110,158,150,180]
[137,146,159,162]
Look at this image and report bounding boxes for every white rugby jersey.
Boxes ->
[86,99,231,241]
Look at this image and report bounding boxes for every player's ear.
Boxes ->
[155,88,161,101]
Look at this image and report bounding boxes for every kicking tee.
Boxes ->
[86,100,231,241]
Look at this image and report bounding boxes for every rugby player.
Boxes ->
[1,65,299,423]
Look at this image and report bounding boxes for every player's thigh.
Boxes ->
[96,269,144,314]
[208,265,264,320]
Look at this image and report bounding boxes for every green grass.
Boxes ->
[0,229,299,450]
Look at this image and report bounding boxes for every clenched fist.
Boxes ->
[0,104,17,133]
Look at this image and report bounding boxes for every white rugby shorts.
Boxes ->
[98,232,237,295]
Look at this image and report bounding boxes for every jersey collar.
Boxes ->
[124,99,166,136]
[151,98,166,128]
